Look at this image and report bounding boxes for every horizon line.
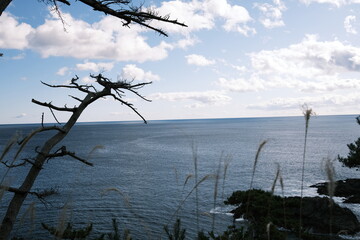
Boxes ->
[0,113,358,126]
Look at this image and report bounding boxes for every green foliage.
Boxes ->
[164,219,186,240]
[225,189,293,240]
[204,226,251,240]
[95,219,131,240]
[42,222,92,240]
[338,116,360,169]
[42,219,131,240]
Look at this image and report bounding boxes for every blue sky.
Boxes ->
[1,0,360,124]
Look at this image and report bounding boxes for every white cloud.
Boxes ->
[255,0,286,29]
[204,0,255,35]
[1,1,256,62]
[0,13,33,49]
[186,54,215,66]
[15,11,172,62]
[153,0,214,34]
[230,64,247,72]
[121,64,160,82]
[216,34,360,94]
[76,61,114,72]
[150,91,231,106]
[250,34,360,82]
[216,76,265,92]
[56,66,70,76]
[15,113,27,118]
[299,0,360,6]
[11,53,26,60]
[248,93,360,110]
[344,15,357,34]
[154,0,255,36]
[299,0,346,7]
[175,36,199,49]
[81,76,96,84]
[295,78,360,91]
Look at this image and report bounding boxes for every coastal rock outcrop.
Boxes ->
[226,189,360,238]
[311,178,360,203]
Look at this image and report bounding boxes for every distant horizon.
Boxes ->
[1,113,358,126]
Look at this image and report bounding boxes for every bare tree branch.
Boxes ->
[0,186,26,195]
[77,0,187,36]
[32,99,77,112]
[109,93,147,123]
[69,95,83,102]
[0,0,11,16]
[0,185,57,207]
[40,78,97,94]
[1,161,26,168]
[56,0,70,5]
[43,146,94,166]
[48,107,62,125]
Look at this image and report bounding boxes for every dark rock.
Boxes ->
[310,178,360,203]
[345,194,360,203]
[226,189,360,238]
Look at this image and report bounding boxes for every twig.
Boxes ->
[48,107,62,125]
[43,146,94,166]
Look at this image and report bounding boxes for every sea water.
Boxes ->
[0,115,359,239]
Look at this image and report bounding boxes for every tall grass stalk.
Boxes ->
[0,133,21,186]
[299,104,314,237]
[246,140,267,218]
[56,201,71,239]
[18,202,36,237]
[192,143,200,233]
[212,153,223,232]
[266,222,273,240]
[101,187,151,239]
[249,140,267,190]
[325,158,336,238]
[168,174,213,226]
[270,164,281,195]
[221,155,231,203]
[268,164,281,219]
[279,171,286,228]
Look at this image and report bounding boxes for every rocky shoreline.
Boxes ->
[225,189,360,240]
[311,178,360,203]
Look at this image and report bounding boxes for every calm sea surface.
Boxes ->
[0,115,359,239]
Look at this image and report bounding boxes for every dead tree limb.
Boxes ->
[32,99,77,112]
[0,74,153,239]
[0,1,186,237]
[41,146,94,166]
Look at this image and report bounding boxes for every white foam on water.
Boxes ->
[210,205,236,215]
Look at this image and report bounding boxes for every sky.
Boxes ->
[1,0,360,124]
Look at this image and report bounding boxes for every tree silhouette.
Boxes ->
[338,116,360,169]
[0,1,186,239]
[0,0,186,36]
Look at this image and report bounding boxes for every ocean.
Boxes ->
[0,115,359,239]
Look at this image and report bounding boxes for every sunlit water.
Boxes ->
[0,115,359,239]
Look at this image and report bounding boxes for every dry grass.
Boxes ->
[246,140,268,218]
[299,104,315,237]
[324,157,336,237]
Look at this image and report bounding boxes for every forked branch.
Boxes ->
[41,146,94,166]
[40,77,97,94]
